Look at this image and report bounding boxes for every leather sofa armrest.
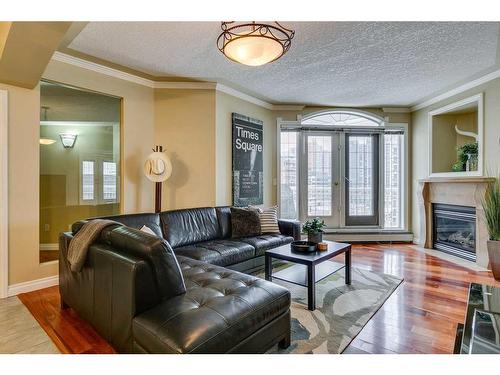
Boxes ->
[278,219,302,241]
[59,231,163,353]
[88,245,159,352]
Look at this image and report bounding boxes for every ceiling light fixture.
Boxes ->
[217,22,295,66]
[59,133,77,148]
[39,138,56,145]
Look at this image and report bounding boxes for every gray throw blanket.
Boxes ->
[67,219,120,272]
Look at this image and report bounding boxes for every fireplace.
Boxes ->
[433,203,476,262]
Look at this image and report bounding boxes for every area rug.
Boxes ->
[257,262,403,354]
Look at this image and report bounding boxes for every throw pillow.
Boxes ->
[140,225,157,236]
[230,207,261,238]
[248,205,263,213]
[259,206,281,234]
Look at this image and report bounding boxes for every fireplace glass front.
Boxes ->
[433,203,476,261]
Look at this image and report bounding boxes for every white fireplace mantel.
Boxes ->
[417,177,495,268]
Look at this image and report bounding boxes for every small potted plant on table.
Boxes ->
[302,218,326,244]
[483,176,500,280]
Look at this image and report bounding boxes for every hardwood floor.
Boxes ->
[343,244,500,354]
[18,288,115,353]
[39,250,59,263]
[18,243,500,354]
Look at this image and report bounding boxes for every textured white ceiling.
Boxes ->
[69,22,500,107]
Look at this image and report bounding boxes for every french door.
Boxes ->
[279,112,406,231]
[298,132,380,228]
[300,132,341,227]
[344,133,379,226]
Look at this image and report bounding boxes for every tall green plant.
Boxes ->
[483,177,500,241]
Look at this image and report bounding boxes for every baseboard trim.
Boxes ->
[40,243,58,251]
[7,275,59,297]
[324,233,413,242]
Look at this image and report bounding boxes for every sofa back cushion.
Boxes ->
[215,206,232,239]
[160,207,220,248]
[100,225,186,301]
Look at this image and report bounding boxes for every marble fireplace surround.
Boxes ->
[417,177,495,268]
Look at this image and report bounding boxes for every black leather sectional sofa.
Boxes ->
[59,206,301,353]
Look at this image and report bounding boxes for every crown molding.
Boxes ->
[154,81,217,90]
[411,67,500,111]
[382,107,410,113]
[52,51,156,88]
[215,83,274,109]
[272,104,306,111]
[50,51,303,111]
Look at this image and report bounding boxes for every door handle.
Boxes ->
[334,182,339,186]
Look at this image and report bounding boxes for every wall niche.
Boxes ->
[428,93,483,177]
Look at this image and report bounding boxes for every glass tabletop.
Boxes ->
[461,283,500,354]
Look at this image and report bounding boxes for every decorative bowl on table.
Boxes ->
[290,240,317,253]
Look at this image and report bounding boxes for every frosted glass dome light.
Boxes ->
[218,22,294,66]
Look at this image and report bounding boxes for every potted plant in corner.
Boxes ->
[483,176,500,280]
[302,218,326,244]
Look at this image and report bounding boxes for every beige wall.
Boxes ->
[0,22,71,89]
[5,59,155,285]
[456,112,478,147]
[431,114,460,173]
[154,89,216,210]
[215,91,276,207]
[411,78,500,244]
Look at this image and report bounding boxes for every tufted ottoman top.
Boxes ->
[132,256,290,353]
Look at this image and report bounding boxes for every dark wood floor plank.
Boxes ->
[18,287,115,354]
[18,244,500,354]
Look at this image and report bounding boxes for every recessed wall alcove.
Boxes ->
[428,94,483,177]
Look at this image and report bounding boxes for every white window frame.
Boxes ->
[79,153,119,205]
[383,123,409,231]
[102,160,118,202]
[278,129,300,220]
[81,159,96,204]
[277,113,409,233]
[277,117,301,220]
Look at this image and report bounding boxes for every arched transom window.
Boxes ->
[301,110,384,127]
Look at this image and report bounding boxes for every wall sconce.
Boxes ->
[59,133,77,148]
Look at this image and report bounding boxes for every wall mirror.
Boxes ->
[428,93,483,177]
[39,80,122,264]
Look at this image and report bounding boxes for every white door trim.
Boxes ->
[0,90,8,298]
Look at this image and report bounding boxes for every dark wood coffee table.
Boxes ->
[265,240,351,311]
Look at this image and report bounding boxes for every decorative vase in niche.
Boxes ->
[308,232,323,244]
[466,153,478,172]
